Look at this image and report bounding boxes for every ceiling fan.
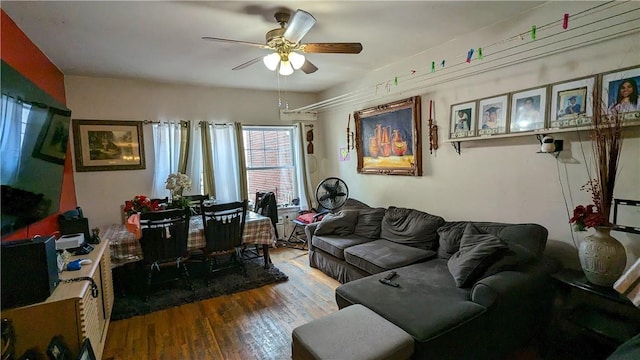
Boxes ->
[202,9,363,76]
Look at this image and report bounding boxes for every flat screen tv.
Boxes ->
[1,61,72,236]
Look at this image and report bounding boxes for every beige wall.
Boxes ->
[311,2,640,269]
[64,1,639,270]
[64,76,317,227]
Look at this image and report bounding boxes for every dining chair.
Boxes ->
[183,194,209,215]
[139,208,193,301]
[200,200,248,279]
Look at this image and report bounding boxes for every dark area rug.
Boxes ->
[111,256,288,321]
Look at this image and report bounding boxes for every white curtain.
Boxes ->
[151,121,183,198]
[184,122,203,195]
[204,123,242,203]
[293,122,312,211]
[0,95,24,184]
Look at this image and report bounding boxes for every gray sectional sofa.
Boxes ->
[305,199,558,359]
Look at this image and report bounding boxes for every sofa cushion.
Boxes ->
[353,208,386,239]
[344,239,436,274]
[343,198,372,209]
[437,221,548,261]
[335,260,486,343]
[380,207,445,250]
[447,224,510,288]
[314,210,358,236]
[312,234,371,260]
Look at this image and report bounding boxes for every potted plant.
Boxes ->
[569,91,626,287]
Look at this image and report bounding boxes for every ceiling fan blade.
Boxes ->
[202,36,268,49]
[283,9,316,44]
[302,43,363,54]
[232,56,264,71]
[300,59,318,74]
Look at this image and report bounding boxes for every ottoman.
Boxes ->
[292,304,414,360]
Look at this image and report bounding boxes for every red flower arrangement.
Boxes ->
[123,195,161,217]
[569,180,607,231]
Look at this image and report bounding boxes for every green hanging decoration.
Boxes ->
[531,25,536,40]
[394,76,398,85]
[431,61,435,73]
[478,48,483,60]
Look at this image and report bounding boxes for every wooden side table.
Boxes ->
[549,269,640,358]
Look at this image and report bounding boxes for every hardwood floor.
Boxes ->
[102,247,340,360]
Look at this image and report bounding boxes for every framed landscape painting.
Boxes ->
[601,66,640,122]
[550,76,594,128]
[509,86,547,133]
[354,96,422,176]
[72,119,146,172]
[449,101,476,139]
[478,95,508,135]
[32,107,72,164]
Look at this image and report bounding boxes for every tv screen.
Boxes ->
[1,61,72,236]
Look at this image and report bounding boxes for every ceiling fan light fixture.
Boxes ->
[263,52,280,71]
[289,51,306,70]
[279,60,294,76]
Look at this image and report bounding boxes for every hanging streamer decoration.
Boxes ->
[431,61,436,73]
[531,25,537,40]
[478,48,483,60]
[441,60,445,68]
[466,49,474,63]
[394,76,398,86]
[563,13,569,29]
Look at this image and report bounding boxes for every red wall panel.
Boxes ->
[1,9,77,241]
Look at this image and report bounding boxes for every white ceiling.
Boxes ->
[2,1,547,93]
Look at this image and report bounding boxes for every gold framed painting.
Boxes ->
[354,96,422,176]
[72,119,145,172]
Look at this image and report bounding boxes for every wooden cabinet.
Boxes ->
[1,240,114,359]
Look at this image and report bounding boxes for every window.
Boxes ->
[243,126,297,206]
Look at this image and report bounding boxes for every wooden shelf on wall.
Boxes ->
[444,121,640,154]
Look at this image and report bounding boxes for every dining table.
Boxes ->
[101,211,277,269]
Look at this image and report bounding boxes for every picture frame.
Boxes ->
[354,96,422,176]
[601,65,640,122]
[72,119,146,172]
[77,338,97,360]
[449,101,476,139]
[32,107,72,165]
[478,94,509,135]
[509,86,547,133]
[549,76,595,128]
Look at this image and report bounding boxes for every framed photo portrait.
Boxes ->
[478,95,508,135]
[449,101,476,139]
[72,119,146,172]
[509,86,547,133]
[601,66,640,122]
[550,76,595,128]
[32,108,72,165]
[354,96,422,176]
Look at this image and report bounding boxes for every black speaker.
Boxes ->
[1,235,59,310]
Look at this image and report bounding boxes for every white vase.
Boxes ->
[578,226,626,287]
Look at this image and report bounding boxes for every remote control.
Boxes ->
[383,271,397,281]
[379,271,399,287]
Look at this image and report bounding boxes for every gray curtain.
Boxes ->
[234,122,248,201]
[200,121,216,198]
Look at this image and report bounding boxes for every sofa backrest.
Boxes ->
[436,221,548,260]
[380,207,445,250]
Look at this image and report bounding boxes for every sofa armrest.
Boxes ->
[305,223,320,249]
